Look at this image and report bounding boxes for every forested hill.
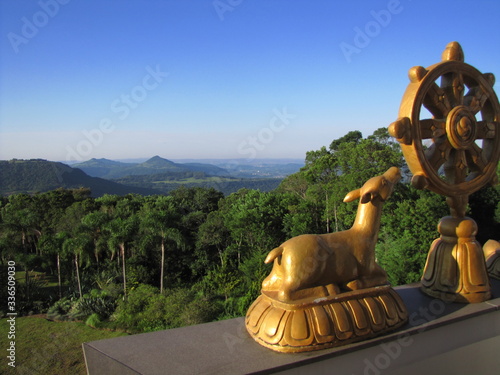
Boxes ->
[73,156,229,179]
[0,159,159,197]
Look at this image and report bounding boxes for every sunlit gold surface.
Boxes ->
[261,167,401,302]
[421,216,490,303]
[246,167,408,352]
[389,42,499,303]
[246,286,408,353]
[388,42,500,198]
[484,239,500,280]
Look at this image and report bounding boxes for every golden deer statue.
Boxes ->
[261,166,401,302]
[246,167,408,353]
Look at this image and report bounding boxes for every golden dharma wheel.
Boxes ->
[389,42,500,197]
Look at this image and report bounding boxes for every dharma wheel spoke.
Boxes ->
[444,149,468,184]
[464,85,488,114]
[424,139,452,172]
[423,82,452,119]
[465,143,487,175]
[441,72,464,108]
[420,119,446,139]
[476,120,497,139]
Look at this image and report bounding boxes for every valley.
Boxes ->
[0,157,304,197]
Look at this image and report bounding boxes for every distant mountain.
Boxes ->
[70,158,135,178]
[0,159,159,197]
[0,158,299,197]
[74,156,229,179]
[140,155,180,168]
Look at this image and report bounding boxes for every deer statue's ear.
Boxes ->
[343,188,361,202]
[360,192,372,204]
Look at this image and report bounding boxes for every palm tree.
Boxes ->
[39,232,68,299]
[105,216,138,298]
[140,198,184,294]
[62,233,92,299]
[1,206,42,298]
[81,211,110,266]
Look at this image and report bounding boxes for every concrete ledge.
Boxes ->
[83,279,500,374]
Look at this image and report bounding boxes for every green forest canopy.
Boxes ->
[1,128,498,332]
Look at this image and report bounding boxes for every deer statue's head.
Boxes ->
[343,167,401,204]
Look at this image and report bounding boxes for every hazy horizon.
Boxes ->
[3,156,306,165]
[1,1,499,162]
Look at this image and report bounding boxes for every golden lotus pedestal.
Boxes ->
[245,285,408,353]
[421,216,491,303]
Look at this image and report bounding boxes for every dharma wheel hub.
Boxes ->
[446,106,477,150]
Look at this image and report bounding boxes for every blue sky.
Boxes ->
[1,0,499,162]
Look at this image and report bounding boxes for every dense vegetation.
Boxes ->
[1,128,498,335]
